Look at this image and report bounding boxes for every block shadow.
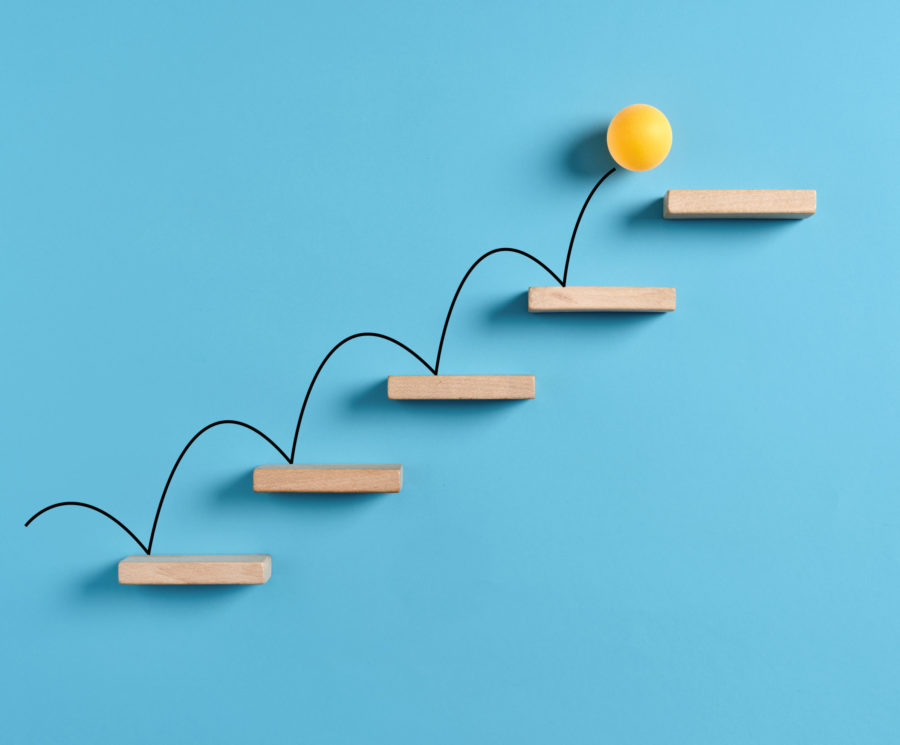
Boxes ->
[346,378,530,412]
[214,470,390,522]
[624,197,810,241]
[75,559,255,605]
[487,290,668,338]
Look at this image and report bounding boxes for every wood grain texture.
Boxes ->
[528,286,675,312]
[663,189,816,219]
[253,464,402,493]
[118,554,271,585]
[387,375,535,400]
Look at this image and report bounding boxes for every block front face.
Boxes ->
[118,555,271,585]
[528,286,676,312]
[387,375,535,400]
[253,465,403,493]
[663,189,816,219]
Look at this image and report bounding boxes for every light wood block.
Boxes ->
[253,464,402,493]
[118,554,271,585]
[387,375,535,400]
[528,286,675,312]
[663,189,816,219]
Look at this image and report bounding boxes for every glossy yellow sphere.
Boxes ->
[606,104,672,171]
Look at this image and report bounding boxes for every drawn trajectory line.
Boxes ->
[24,167,617,554]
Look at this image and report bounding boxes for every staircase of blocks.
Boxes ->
[25,183,816,585]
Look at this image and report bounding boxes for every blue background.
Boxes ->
[2,1,899,742]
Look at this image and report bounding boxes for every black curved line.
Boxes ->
[25,420,289,555]
[146,420,289,554]
[24,502,150,554]
[288,333,435,463]
[562,167,616,286]
[433,248,564,374]
[25,173,619,553]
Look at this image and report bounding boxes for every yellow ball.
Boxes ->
[606,104,672,171]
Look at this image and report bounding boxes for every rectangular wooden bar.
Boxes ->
[528,286,675,312]
[253,464,402,493]
[118,554,271,585]
[387,375,535,400]
[663,189,816,219]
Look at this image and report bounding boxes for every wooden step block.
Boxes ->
[528,286,675,312]
[118,555,271,585]
[253,464,402,493]
[387,375,535,400]
[663,189,816,219]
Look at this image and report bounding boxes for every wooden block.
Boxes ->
[528,286,675,312]
[387,375,535,400]
[663,189,816,219]
[253,464,402,493]
[118,554,271,585]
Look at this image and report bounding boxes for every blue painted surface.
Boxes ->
[2,1,899,742]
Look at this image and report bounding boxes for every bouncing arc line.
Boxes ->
[23,105,814,587]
